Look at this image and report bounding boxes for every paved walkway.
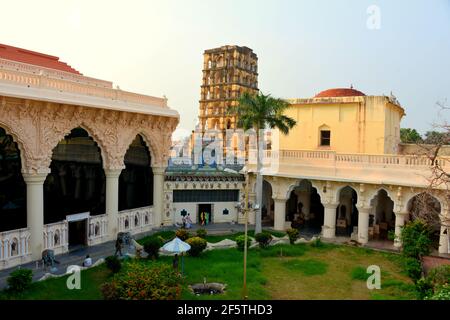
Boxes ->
[0,223,254,290]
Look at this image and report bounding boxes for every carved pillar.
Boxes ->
[439,209,449,254]
[152,166,166,227]
[105,169,122,240]
[273,197,288,231]
[23,172,48,260]
[357,206,371,244]
[323,202,339,239]
[394,212,407,248]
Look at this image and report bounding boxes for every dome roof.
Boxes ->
[314,88,365,98]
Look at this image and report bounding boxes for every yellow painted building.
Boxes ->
[278,88,405,154]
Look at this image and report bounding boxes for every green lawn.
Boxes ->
[0,233,417,300]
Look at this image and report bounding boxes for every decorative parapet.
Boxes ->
[118,206,154,235]
[43,221,68,255]
[255,149,450,189]
[0,228,32,269]
[0,58,168,109]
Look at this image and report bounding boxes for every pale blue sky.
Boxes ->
[1,0,449,137]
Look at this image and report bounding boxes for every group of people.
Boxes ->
[182,213,193,229]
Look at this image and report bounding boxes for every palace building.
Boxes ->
[0,43,178,269]
[250,88,449,254]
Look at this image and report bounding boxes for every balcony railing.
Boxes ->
[0,59,167,108]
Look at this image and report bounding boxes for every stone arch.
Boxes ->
[45,123,108,171]
[335,185,359,235]
[369,189,396,240]
[0,122,28,172]
[0,125,27,231]
[119,134,153,211]
[44,127,106,223]
[286,179,325,232]
[285,179,325,201]
[333,184,360,204]
[121,131,158,167]
[366,187,396,207]
[406,192,442,224]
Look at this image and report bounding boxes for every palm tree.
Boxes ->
[229,92,296,233]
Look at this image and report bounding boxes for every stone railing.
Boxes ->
[43,221,68,255]
[0,228,32,269]
[88,214,109,246]
[118,206,154,235]
[0,62,167,108]
[256,149,450,188]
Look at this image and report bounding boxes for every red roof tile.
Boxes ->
[0,43,81,75]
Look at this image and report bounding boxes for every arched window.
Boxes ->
[134,214,139,227]
[319,125,331,147]
[144,214,149,225]
[94,223,100,236]
[125,218,129,229]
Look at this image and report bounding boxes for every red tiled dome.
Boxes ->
[0,43,81,75]
[314,88,365,98]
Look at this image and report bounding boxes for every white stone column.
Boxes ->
[152,166,166,227]
[439,225,449,254]
[105,169,122,241]
[357,207,371,244]
[23,172,48,261]
[273,198,287,231]
[394,212,407,248]
[323,202,338,239]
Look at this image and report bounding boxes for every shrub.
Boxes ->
[105,255,122,273]
[415,277,433,299]
[310,237,323,248]
[387,230,396,241]
[254,232,273,248]
[196,228,207,239]
[235,235,251,251]
[426,284,450,300]
[102,262,182,300]
[7,268,33,293]
[400,220,433,259]
[143,237,163,260]
[403,257,422,281]
[186,236,207,257]
[175,228,190,241]
[427,265,450,288]
[286,228,300,244]
[351,266,368,281]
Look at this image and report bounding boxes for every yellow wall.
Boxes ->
[278,96,404,154]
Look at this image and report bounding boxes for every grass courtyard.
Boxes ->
[0,231,417,300]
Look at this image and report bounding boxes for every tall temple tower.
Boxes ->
[198,45,259,133]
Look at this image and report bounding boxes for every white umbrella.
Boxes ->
[162,237,191,253]
[162,237,191,275]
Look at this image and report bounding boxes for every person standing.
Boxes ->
[115,238,123,257]
[173,254,179,272]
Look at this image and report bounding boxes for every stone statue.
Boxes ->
[42,249,60,272]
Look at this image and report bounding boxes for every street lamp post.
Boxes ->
[242,171,249,300]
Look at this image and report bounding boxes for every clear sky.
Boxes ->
[1,0,449,138]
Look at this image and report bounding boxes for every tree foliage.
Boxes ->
[400,128,423,143]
